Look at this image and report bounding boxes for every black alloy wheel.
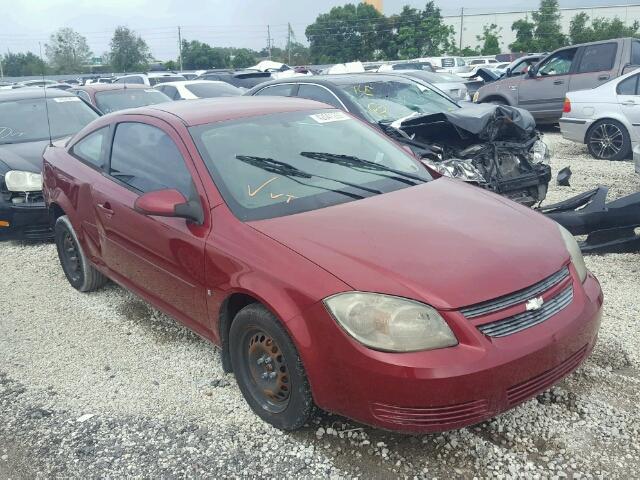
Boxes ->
[587,120,631,161]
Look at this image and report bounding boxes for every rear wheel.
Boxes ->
[230,304,314,430]
[54,215,108,292]
[586,119,631,160]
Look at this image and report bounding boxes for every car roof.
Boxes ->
[130,96,333,127]
[254,73,412,88]
[76,84,152,93]
[0,87,77,101]
[156,80,230,87]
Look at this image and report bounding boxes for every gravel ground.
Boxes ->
[1,132,639,479]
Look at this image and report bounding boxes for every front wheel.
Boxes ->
[586,119,631,160]
[229,304,314,430]
[54,215,108,292]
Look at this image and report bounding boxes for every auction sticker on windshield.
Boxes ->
[52,97,81,103]
[310,111,350,123]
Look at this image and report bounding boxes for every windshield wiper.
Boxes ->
[299,151,426,185]
[235,155,370,199]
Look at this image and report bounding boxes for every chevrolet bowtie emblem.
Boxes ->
[526,297,544,311]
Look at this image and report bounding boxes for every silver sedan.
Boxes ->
[560,69,640,172]
[397,70,471,102]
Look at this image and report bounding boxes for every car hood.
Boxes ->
[0,139,51,173]
[249,178,568,310]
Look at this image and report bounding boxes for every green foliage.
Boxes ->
[181,40,228,69]
[477,24,502,55]
[570,13,640,44]
[231,49,257,68]
[163,60,177,71]
[305,3,393,63]
[44,27,92,74]
[1,52,48,76]
[390,2,455,59]
[107,26,152,72]
[532,0,566,51]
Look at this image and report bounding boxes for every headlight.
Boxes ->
[472,91,479,103]
[530,140,551,164]
[558,224,587,283]
[4,170,42,192]
[324,292,458,352]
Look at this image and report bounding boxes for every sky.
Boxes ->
[1,0,636,60]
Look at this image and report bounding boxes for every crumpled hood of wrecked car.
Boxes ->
[249,178,569,310]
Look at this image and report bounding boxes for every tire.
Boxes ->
[488,98,507,105]
[229,304,314,431]
[586,119,631,161]
[54,215,108,292]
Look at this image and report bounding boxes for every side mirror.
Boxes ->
[527,66,536,78]
[134,189,204,224]
[505,68,512,77]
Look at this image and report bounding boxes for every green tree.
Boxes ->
[163,60,177,71]
[391,3,455,59]
[231,49,257,68]
[477,24,502,55]
[532,0,566,51]
[107,26,152,72]
[44,27,92,74]
[510,18,536,52]
[181,40,230,69]
[570,12,640,44]
[1,52,47,76]
[305,3,392,63]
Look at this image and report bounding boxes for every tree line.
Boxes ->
[1,0,638,77]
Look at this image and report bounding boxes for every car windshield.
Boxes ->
[0,96,98,145]
[95,89,171,113]
[185,82,242,98]
[148,75,186,86]
[189,109,431,221]
[338,80,459,122]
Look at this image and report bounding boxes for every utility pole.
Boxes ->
[177,26,183,71]
[0,55,3,80]
[267,25,272,60]
[459,8,464,51]
[287,23,292,65]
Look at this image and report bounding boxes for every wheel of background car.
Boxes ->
[488,98,507,105]
[229,303,314,430]
[54,215,108,292]
[586,119,631,161]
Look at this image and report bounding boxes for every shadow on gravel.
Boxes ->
[115,297,203,346]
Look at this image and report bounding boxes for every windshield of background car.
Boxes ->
[0,96,98,145]
[338,80,459,122]
[95,89,171,113]
[185,82,242,97]
[189,109,431,221]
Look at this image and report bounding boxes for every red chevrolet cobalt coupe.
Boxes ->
[43,97,603,433]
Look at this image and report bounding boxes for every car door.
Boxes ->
[569,42,620,93]
[616,73,640,139]
[518,48,578,121]
[91,116,211,329]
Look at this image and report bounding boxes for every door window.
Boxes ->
[577,43,617,73]
[537,49,577,76]
[254,84,296,96]
[74,90,92,104]
[71,127,108,169]
[109,122,193,196]
[617,75,639,95]
[632,40,640,65]
[160,85,180,100]
[296,84,343,109]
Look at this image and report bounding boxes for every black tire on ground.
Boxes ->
[488,98,507,105]
[586,119,631,161]
[54,215,108,292]
[229,304,314,431]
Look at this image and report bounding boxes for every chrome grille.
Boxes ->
[478,286,574,338]
[461,266,570,319]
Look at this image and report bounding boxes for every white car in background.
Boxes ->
[560,68,640,171]
[154,80,242,100]
[113,72,186,86]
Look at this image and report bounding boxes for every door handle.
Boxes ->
[553,80,564,85]
[598,74,610,81]
[621,100,637,106]
[97,202,114,216]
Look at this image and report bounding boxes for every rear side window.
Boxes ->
[255,84,296,96]
[71,127,108,169]
[577,43,617,73]
[109,123,193,196]
[633,41,640,65]
[296,84,343,109]
[115,76,144,84]
[617,75,639,95]
[74,90,92,104]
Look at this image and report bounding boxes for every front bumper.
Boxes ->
[294,271,602,433]
[0,198,53,241]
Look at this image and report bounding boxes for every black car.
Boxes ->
[196,70,273,90]
[0,89,100,240]
[246,73,552,206]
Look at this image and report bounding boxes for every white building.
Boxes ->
[443,3,640,52]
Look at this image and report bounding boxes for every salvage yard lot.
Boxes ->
[1,132,639,479]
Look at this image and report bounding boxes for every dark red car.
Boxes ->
[42,97,603,433]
